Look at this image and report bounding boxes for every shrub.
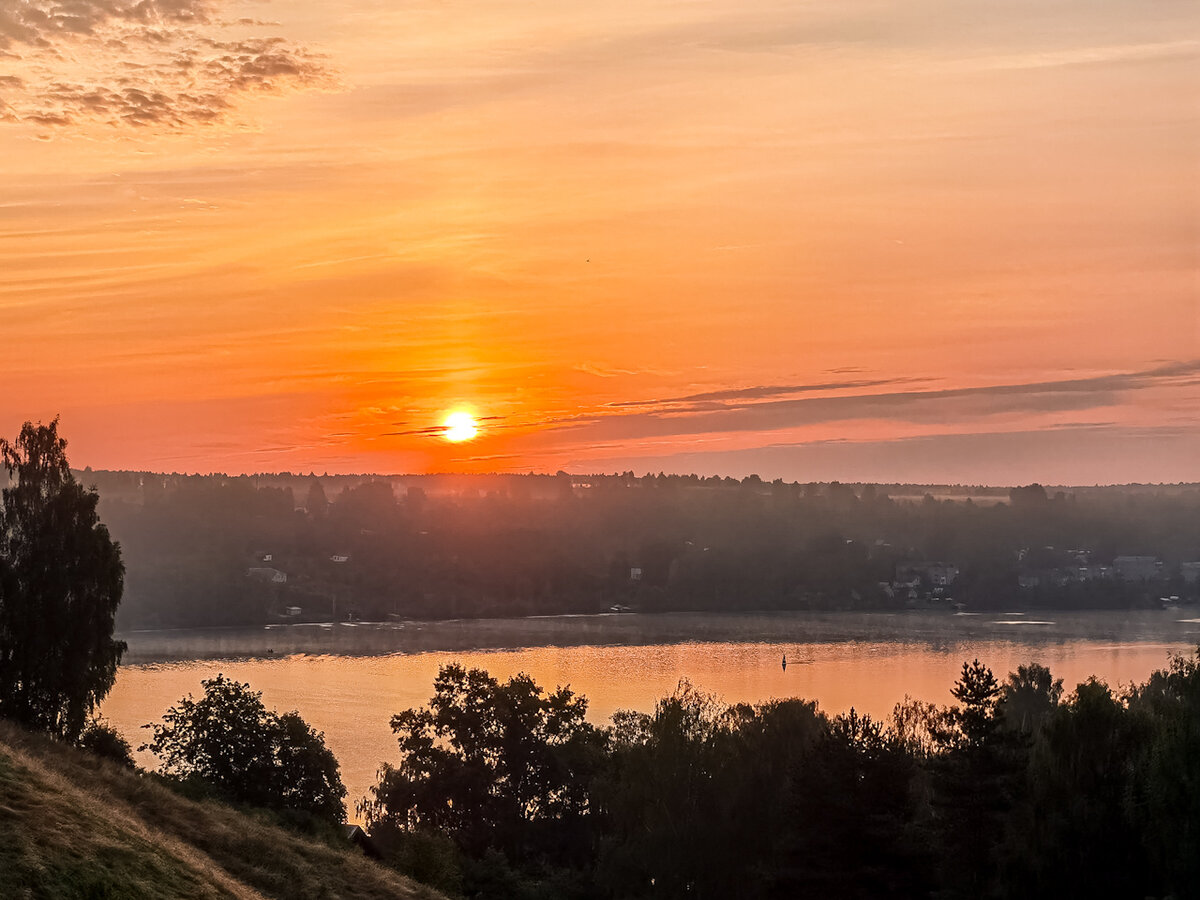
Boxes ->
[142,674,346,823]
[78,719,135,769]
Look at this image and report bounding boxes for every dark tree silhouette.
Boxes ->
[143,674,347,824]
[781,708,933,899]
[0,418,125,741]
[950,658,1001,749]
[305,477,328,517]
[997,662,1062,736]
[357,653,1200,899]
[1126,648,1200,895]
[366,663,604,867]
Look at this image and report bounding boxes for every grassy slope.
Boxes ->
[0,722,445,900]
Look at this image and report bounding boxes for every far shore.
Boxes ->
[115,608,1200,665]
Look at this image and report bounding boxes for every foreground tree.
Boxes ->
[366,663,605,869]
[998,678,1148,897]
[932,659,1012,896]
[0,418,125,741]
[1123,648,1200,896]
[143,674,347,824]
[950,658,1002,749]
[996,662,1062,736]
[781,708,934,899]
[597,686,826,900]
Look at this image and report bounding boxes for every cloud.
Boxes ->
[383,415,507,438]
[0,0,216,49]
[542,360,1200,444]
[972,39,1200,72]
[607,377,923,409]
[0,0,332,130]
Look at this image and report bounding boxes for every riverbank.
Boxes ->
[116,608,1200,664]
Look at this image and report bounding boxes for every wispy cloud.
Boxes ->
[542,361,1200,444]
[383,415,507,438]
[0,0,332,130]
[574,362,676,379]
[971,39,1200,72]
[607,377,924,409]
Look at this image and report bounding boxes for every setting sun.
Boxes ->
[442,411,480,443]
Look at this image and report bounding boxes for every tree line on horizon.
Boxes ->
[74,468,1200,629]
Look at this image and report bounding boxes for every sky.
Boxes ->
[1,0,1197,484]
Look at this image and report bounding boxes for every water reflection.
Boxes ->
[103,610,1200,820]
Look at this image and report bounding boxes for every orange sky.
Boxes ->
[1,0,1197,483]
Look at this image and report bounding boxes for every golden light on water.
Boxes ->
[442,411,480,443]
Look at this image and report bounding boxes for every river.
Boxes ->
[102,609,1200,817]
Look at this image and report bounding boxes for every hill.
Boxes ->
[0,721,445,899]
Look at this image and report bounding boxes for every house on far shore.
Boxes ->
[247,567,287,584]
[330,554,350,564]
[896,562,960,587]
[283,606,302,617]
[1072,565,1111,581]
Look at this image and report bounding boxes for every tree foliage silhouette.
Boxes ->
[997,662,1062,736]
[143,674,347,823]
[0,418,125,740]
[950,658,1001,749]
[365,663,604,866]
[361,652,1200,899]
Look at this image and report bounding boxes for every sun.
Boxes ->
[442,411,479,442]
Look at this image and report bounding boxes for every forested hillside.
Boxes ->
[73,470,1200,629]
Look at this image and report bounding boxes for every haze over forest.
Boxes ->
[48,468,1197,630]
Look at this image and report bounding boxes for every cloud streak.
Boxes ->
[541,360,1200,444]
[383,416,507,438]
[0,0,332,130]
[607,377,925,409]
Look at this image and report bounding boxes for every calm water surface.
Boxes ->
[103,610,1200,817]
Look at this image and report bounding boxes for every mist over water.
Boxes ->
[104,610,1200,818]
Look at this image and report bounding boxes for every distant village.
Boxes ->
[887,554,1199,611]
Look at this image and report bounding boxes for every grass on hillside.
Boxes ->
[0,720,446,900]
